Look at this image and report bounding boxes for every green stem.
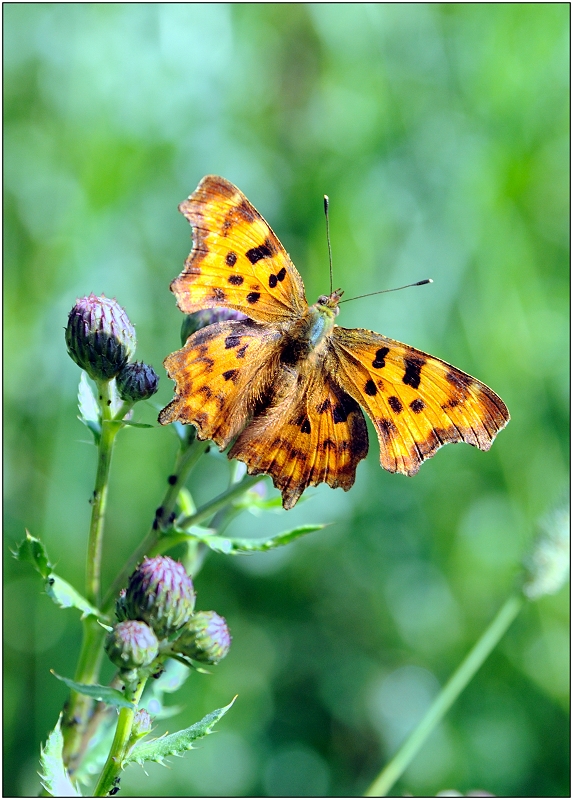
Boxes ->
[62,380,120,770]
[93,677,147,797]
[177,474,262,530]
[102,435,205,613]
[61,616,106,772]
[147,474,262,558]
[86,381,118,608]
[364,592,525,797]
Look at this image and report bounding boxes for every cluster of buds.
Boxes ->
[65,294,158,402]
[107,556,231,673]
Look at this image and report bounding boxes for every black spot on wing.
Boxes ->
[226,251,237,267]
[364,379,377,396]
[403,357,425,389]
[246,292,261,304]
[269,274,278,288]
[236,344,248,358]
[317,398,331,414]
[227,274,243,286]
[372,347,389,369]
[222,369,239,382]
[388,396,403,413]
[277,267,287,281]
[301,419,311,434]
[410,398,425,413]
[246,242,273,264]
[224,334,241,349]
[212,287,226,302]
[333,392,360,424]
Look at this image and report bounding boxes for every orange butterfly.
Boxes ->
[159,176,510,509]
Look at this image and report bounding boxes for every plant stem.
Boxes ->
[177,473,262,530]
[102,434,205,613]
[87,381,118,608]
[62,380,120,770]
[93,677,147,797]
[364,592,525,797]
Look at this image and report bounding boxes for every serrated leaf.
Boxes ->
[44,575,102,619]
[180,524,326,555]
[13,530,52,578]
[121,421,155,429]
[77,372,101,443]
[39,715,82,797]
[124,697,236,766]
[51,672,135,710]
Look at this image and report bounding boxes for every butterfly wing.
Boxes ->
[329,327,510,476]
[158,319,283,448]
[229,358,369,509]
[171,175,308,323]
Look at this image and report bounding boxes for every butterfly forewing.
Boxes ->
[172,176,308,323]
[329,327,510,476]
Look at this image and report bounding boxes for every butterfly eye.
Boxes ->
[317,295,328,305]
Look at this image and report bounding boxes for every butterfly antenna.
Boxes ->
[324,195,334,295]
[340,279,433,304]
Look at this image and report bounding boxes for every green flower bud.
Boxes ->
[65,294,136,381]
[123,556,196,638]
[117,361,159,402]
[181,308,247,345]
[105,620,159,670]
[174,610,231,664]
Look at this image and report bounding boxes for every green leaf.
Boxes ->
[39,715,82,797]
[124,697,237,766]
[13,530,52,578]
[77,372,101,443]
[121,420,155,429]
[51,672,136,710]
[44,575,102,619]
[180,524,326,555]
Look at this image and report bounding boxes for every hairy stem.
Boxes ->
[364,592,525,797]
[93,677,148,797]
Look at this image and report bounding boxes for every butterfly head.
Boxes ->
[315,289,344,317]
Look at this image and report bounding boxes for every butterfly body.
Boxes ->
[159,176,510,509]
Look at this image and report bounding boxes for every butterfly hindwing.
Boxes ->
[158,319,283,448]
[229,359,369,509]
[329,326,510,476]
[172,176,308,323]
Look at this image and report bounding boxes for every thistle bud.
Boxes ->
[181,308,247,345]
[65,294,136,382]
[117,361,159,402]
[123,556,195,638]
[105,620,159,670]
[174,610,231,664]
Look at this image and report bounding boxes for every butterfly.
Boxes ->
[158,176,510,509]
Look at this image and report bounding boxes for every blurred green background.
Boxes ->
[4,3,569,797]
